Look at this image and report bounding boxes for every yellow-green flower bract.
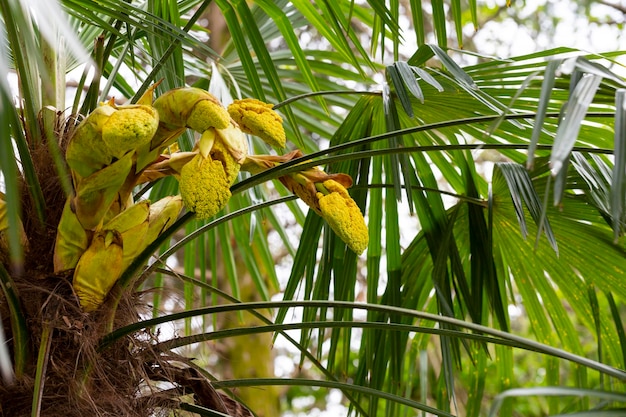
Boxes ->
[179,154,232,220]
[53,200,90,273]
[228,99,286,148]
[65,103,117,179]
[72,230,124,312]
[102,105,159,159]
[216,123,248,165]
[102,200,150,270]
[317,180,368,255]
[211,134,243,184]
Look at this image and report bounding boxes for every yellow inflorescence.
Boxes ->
[179,153,232,220]
[228,98,286,148]
[244,151,368,255]
[187,98,231,132]
[102,105,159,159]
[317,180,368,255]
[154,87,231,133]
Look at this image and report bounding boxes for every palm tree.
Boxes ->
[0,1,625,416]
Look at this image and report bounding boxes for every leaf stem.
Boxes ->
[272,90,381,109]
[100,300,626,381]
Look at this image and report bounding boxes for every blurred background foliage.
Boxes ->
[1,0,626,416]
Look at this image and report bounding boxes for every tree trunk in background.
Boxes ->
[221,272,282,417]
[205,2,229,54]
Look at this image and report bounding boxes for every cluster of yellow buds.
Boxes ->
[228,99,287,148]
[315,179,369,255]
[178,125,246,219]
[242,151,369,255]
[52,84,368,312]
[139,95,287,221]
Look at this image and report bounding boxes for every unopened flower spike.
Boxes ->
[228,98,286,148]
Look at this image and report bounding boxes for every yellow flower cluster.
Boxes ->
[187,96,231,132]
[66,101,160,180]
[317,180,369,255]
[242,150,368,254]
[228,98,286,148]
[154,87,231,133]
[175,122,248,220]
[179,153,232,220]
[102,105,159,159]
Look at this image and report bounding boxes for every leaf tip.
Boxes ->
[550,160,563,176]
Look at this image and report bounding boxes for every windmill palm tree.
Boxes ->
[0,1,625,416]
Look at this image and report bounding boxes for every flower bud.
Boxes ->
[228,98,286,148]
